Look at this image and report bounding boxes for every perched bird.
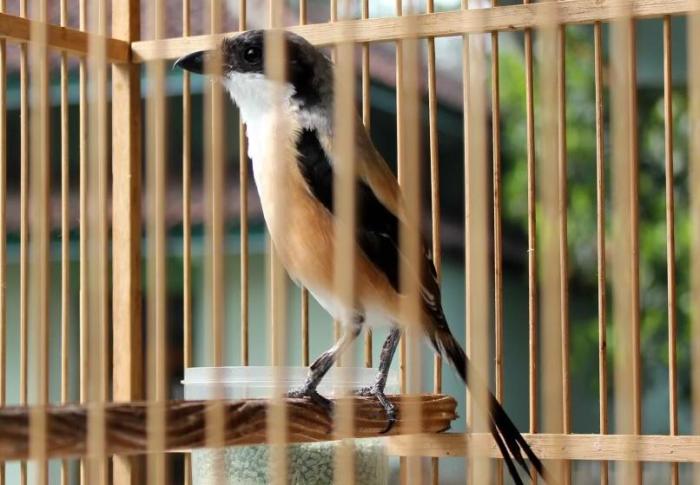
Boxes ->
[176,30,545,484]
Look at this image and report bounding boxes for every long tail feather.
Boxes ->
[427,318,546,483]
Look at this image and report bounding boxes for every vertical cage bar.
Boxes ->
[538,1,564,482]
[182,0,192,373]
[18,0,28,478]
[523,2,538,482]
[78,0,88,480]
[557,24,571,485]
[426,0,442,485]
[299,0,309,368]
[593,19,608,485]
[465,20,491,485]
[145,0,168,478]
[28,0,50,480]
[426,0,441,477]
[490,6,504,482]
[332,2,356,480]
[86,0,110,479]
[182,0,192,475]
[690,0,700,482]
[361,0,372,369]
[0,0,6,479]
[265,5,289,484]
[239,0,249,367]
[204,0,226,479]
[112,0,143,476]
[663,14,679,485]
[611,5,640,482]
[461,0,472,443]
[59,0,70,480]
[400,5,423,482]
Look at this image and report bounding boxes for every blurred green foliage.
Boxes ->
[497,25,692,405]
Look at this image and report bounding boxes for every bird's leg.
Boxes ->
[287,314,364,414]
[355,326,402,433]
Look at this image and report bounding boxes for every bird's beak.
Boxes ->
[173,50,217,74]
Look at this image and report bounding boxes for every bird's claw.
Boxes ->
[287,386,334,416]
[354,385,397,433]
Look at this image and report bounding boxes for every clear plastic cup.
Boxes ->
[183,366,397,485]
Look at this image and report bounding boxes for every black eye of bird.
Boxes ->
[243,46,261,63]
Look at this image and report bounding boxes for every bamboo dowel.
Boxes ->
[361,0,372,370]
[557,24,571,485]
[397,4,423,483]
[426,0,441,482]
[332,4,356,481]
[690,2,700,484]
[265,7,288,485]
[204,0,225,480]
[387,432,700,462]
[131,0,700,63]
[78,0,87,482]
[86,0,110,477]
[593,19,608,485]
[662,14,679,485]
[538,1,564,482]
[182,0,192,375]
[523,5,538,484]
[0,0,6,482]
[182,0,192,473]
[59,0,70,482]
[0,395,458,461]
[611,5,641,481]
[28,0,50,480]
[491,9,504,485]
[18,0,28,480]
[146,0,168,480]
[239,1,249,368]
[299,0,308,369]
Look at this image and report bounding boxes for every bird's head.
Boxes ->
[174,30,333,125]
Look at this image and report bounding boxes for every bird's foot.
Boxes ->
[354,385,397,433]
[287,386,334,416]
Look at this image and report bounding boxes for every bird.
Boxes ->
[175,29,546,484]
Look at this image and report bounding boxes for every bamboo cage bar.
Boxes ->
[18,0,28,480]
[145,0,168,478]
[299,0,309,368]
[0,0,6,482]
[538,0,565,482]
[182,0,192,481]
[426,0,440,482]
[131,0,699,62]
[331,3,356,482]
[361,0,372,371]
[557,22,571,485]
[611,0,642,478]
[112,0,143,480]
[690,1,700,484]
[490,5,504,482]
[202,0,226,480]
[465,8,492,484]
[593,17,608,485]
[523,0,537,480]
[663,13,679,485]
[28,0,50,480]
[239,0,249,370]
[398,4,423,484]
[59,0,70,482]
[86,0,110,479]
[265,4,288,484]
[0,12,129,61]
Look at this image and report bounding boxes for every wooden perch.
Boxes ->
[0,394,457,461]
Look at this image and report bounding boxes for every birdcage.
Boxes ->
[0,0,698,483]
